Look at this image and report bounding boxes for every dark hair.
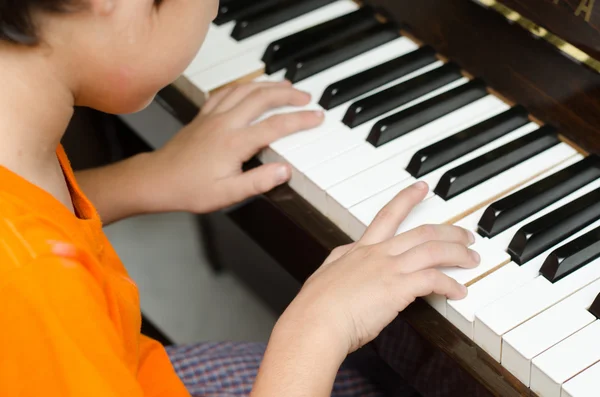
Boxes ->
[0,0,79,45]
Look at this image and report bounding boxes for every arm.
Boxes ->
[251,316,347,397]
[76,81,322,225]
[250,183,476,396]
[75,152,164,225]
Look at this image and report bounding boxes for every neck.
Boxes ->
[0,42,76,210]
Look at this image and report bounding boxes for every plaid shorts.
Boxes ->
[166,342,385,397]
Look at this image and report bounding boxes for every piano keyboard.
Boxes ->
[183,2,600,395]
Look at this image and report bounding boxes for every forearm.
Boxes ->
[251,310,347,397]
[75,153,172,225]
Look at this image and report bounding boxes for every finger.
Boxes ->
[359,182,429,246]
[323,243,355,265]
[227,86,312,127]
[201,86,236,114]
[218,163,292,205]
[212,81,294,115]
[401,269,468,303]
[394,241,480,274]
[240,111,324,158]
[380,224,475,256]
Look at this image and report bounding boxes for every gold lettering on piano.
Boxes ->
[552,0,596,23]
[476,0,600,73]
[575,0,596,21]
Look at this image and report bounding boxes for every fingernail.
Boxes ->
[413,181,428,190]
[469,249,481,263]
[314,110,324,118]
[276,166,291,185]
[461,284,469,295]
[468,230,476,245]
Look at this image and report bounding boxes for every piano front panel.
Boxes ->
[496,0,600,61]
[368,0,600,157]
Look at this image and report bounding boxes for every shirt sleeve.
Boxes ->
[0,255,146,397]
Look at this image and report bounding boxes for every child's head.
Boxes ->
[0,0,217,114]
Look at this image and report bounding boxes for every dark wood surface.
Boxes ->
[368,0,600,157]
[498,0,600,60]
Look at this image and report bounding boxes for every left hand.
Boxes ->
[149,81,324,213]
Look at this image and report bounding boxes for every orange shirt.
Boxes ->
[0,146,190,397]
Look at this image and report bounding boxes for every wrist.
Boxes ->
[126,151,182,214]
[252,309,348,397]
[275,298,350,365]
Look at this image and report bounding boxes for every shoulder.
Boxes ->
[0,192,77,276]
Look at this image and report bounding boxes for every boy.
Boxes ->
[0,0,479,396]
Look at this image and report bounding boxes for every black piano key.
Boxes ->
[540,226,600,283]
[285,23,400,83]
[366,79,487,148]
[342,63,463,128]
[589,293,600,319]
[319,46,438,110]
[232,0,337,41]
[263,7,379,75]
[507,187,600,265]
[214,0,280,26]
[479,155,600,238]
[434,126,560,201]
[406,106,529,178]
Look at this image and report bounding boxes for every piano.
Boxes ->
[156,1,600,396]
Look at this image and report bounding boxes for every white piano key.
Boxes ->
[294,37,422,102]
[501,277,600,386]
[530,321,600,397]
[441,156,590,338]
[423,236,511,316]
[562,361,600,397]
[285,78,467,196]
[185,1,359,80]
[304,95,507,214]
[329,121,536,231]
[259,37,422,162]
[453,207,487,232]
[183,22,237,77]
[447,262,525,339]
[447,210,600,341]
[475,256,600,362]
[191,47,267,93]
[394,143,577,235]
[347,142,577,240]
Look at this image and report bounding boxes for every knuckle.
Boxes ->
[374,206,394,223]
[266,115,287,131]
[451,225,471,241]
[251,177,266,195]
[330,245,346,258]
[356,245,377,260]
[415,224,437,241]
[210,113,228,127]
[421,241,444,262]
[225,133,243,149]
[231,84,248,96]
[421,269,440,286]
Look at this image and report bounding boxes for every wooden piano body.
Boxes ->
[161,1,600,395]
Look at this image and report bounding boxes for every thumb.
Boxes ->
[226,163,291,203]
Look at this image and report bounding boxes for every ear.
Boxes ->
[88,0,116,16]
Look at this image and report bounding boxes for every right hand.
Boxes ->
[280,181,480,356]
